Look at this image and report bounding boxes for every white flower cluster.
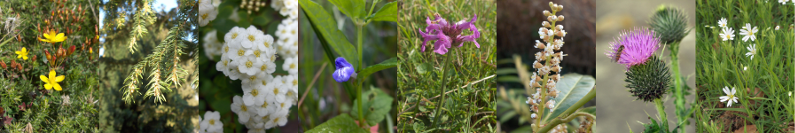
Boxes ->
[215,25,299,131]
[203,30,223,61]
[526,2,566,121]
[272,0,299,59]
[199,111,224,133]
[715,18,760,60]
[270,0,298,20]
[199,0,220,26]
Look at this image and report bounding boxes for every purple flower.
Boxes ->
[333,57,356,82]
[605,27,660,68]
[419,14,481,55]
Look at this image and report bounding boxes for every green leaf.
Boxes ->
[328,0,366,20]
[579,106,596,115]
[415,63,432,74]
[306,114,369,133]
[351,88,394,126]
[542,74,595,122]
[300,0,359,66]
[358,57,397,79]
[368,1,397,22]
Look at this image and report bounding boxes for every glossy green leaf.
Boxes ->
[351,88,394,126]
[542,73,595,122]
[299,0,358,66]
[328,0,366,20]
[368,1,397,22]
[306,114,369,133]
[358,57,397,79]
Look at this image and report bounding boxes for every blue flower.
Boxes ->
[333,57,356,82]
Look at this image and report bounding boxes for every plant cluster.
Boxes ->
[198,0,297,132]
[0,0,100,132]
[695,0,794,132]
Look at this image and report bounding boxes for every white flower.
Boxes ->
[526,97,532,104]
[203,30,223,60]
[531,113,537,119]
[236,56,262,76]
[283,57,298,75]
[740,23,758,42]
[225,27,246,43]
[546,100,556,108]
[257,34,275,53]
[776,25,781,30]
[201,111,224,132]
[266,78,287,103]
[231,96,256,123]
[243,72,273,89]
[780,0,790,4]
[718,18,728,28]
[720,27,735,41]
[197,116,206,133]
[241,26,266,49]
[719,87,739,107]
[283,75,299,104]
[199,0,218,26]
[269,108,289,127]
[257,58,277,74]
[243,84,267,106]
[538,27,547,39]
[745,44,756,59]
[216,55,235,76]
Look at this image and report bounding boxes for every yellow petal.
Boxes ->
[44,83,53,90]
[55,75,65,82]
[22,56,28,60]
[53,83,62,91]
[21,47,26,52]
[39,37,51,43]
[40,75,49,83]
[43,32,53,39]
[54,33,66,42]
[15,50,21,54]
[49,70,56,80]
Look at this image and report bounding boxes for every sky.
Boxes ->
[98,0,182,43]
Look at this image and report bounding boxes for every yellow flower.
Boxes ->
[40,69,66,91]
[38,31,67,43]
[15,47,29,60]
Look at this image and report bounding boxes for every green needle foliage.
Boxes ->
[98,0,198,132]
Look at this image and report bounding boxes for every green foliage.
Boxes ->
[350,88,394,126]
[369,2,398,22]
[299,0,359,67]
[541,74,595,122]
[306,114,369,133]
[98,0,198,132]
[0,0,100,132]
[396,0,497,132]
[695,0,794,132]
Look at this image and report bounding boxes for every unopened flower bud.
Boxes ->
[557,15,564,21]
[556,25,564,30]
[535,40,546,49]
[543,10,551,16]
[534,61,543,68]
[547,16,557,22]
[542,21,551,27]
[549,2,555,9]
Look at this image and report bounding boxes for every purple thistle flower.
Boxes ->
[419,14,481,55]
[605,27,660,68]
[333,57,356,82]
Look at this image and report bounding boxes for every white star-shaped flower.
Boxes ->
[745,44,757,59]
[740,23,758,42]
[720,27,735,41]
[718,18,728,28]
[719,87,739,107]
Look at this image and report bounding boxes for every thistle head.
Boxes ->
[625,56,671,102]
[649,5,689,44]
[606,27,660,68]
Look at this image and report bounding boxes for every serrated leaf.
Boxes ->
[306,114,369,133]
[358,57,397,79]
[328,0,366,20]
[300,0,359,66]
[542,74,595,122]
[368,2,397,22]
[351,88,394,126]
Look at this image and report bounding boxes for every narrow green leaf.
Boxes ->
[328,0,366,20]
[415,63,432,74]
[368,1,397,22]
[542,74,595,122]
[306,114,369,133]
[358,57,397,79]
[300,0,359,66]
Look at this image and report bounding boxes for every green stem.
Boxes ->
[431,51,454,127]
[537,89,596,133]
[670,42,685,132]
[356,24,365,127]
[654,98,669,132]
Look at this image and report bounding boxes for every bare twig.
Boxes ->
[298,62,328,108]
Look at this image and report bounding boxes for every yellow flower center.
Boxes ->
[264,41,270,48]
[273,117,280,123]
[280,102,285,108]
[245,61,253,68]
[209,119,215,125]
[238,50,246,56]
[273,87,280,94]
[248,35,256,42]
[254,50,261,57]
[251,89,260,97]
[232,33,239,39]
[281,30,286,35]
[241,104,248,111]
[223,60,229,66]
[290,63,295,69]
[262,115,270,121]
[291,29,296,35]
[224,46,229,52]
[201,13,208,19]
[292,79,297,86]
[287,91,294,96]
[261,80,268,86]
[262,102,268,108]
[249,75,257,81]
